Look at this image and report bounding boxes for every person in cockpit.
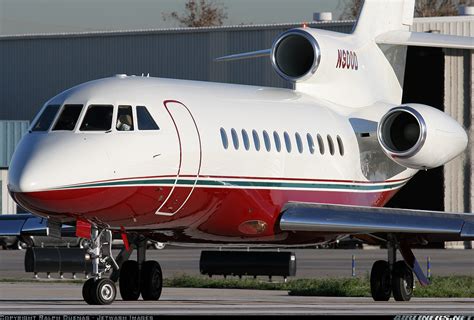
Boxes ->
[116,114,132,131]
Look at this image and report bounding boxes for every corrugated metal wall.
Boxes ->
[0,121,28,214]
[0,120,29,167]
[0,22,353,121]
[410,17,474,216]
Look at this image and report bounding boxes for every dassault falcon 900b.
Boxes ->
[3,0,474,305]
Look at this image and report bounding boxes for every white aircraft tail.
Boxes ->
[353,0,415,38]
[216,0,473,107]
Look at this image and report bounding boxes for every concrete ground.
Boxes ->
[0,282,473,315]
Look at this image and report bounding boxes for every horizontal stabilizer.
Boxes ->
[279,202,474,239]
[376,30,474,49]
[214,49,271,62]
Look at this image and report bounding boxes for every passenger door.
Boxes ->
[155,100,202,216]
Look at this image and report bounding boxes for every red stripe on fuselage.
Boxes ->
[12,185,400,244]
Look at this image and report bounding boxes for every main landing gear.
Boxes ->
[370,237,415,302]
[116,237,163,302]
[81,227,163,305]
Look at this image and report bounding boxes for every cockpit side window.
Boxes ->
[80,105,113,131]
[31,105,60,132]
[137,106,159,130]
[116,105,134,131]
[53,104,83,131]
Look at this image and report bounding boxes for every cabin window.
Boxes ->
[317,134,325,155]
[295,133,303,153]
[337,135,344,156]
[137,106,159,130]
[242,130,250,151]
[327,135,335,155]
[32,104,60,132]
[252,130,261,151]
[220,128,228,149]
[263,130,271,152]
[273,131,281,152]
[231,128,239,150]
[284,132,292,153]
[80,105,113,131]
[53,104,83,131]
[307,133,315,154]
[116,105,134,131]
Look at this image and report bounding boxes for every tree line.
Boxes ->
[165,0,472,28]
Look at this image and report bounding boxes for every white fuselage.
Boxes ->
[8,76,417,244]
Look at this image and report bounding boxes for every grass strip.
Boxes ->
[1,274,472,298]
[164,274,474,298]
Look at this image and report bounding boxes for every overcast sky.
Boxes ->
[0,0,350,35]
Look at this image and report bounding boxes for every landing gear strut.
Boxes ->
[80,229,163,305]
[370,235,415,302]
[82,227,119,305]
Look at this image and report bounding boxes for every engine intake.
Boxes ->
[377,104,467,170]
[271,30,321,82]
[378,107,426,158]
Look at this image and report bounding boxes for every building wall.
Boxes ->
[1,169,17,214]
[0,120,29,214]
[410,18,474,208]
[0,22,353,121]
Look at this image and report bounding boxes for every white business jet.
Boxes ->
[4,0,474,305]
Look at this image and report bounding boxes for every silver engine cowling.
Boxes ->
[377,104,468,169]
[271,29,321,82]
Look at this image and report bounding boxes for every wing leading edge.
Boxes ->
[279,202,474,241]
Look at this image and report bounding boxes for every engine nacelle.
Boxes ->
[270,27,362,85]
[377,104,468,169]
[271,29,322,82]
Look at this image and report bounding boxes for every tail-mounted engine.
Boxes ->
[271,29,321,82]
[377,104,468,169]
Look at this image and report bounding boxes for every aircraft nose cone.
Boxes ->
[8,139,42,194]
[8,162,40,194]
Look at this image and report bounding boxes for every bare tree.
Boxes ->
[415,0,471,17]
[340,0,363,20]
[340,0,472,20]
[163,0,228,28]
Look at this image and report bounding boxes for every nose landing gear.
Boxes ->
[81,227,120,305]
[80,228,164,305]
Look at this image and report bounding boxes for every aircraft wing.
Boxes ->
[376,31,474,50]
[279,202,474,241]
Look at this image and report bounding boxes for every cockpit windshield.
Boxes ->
[31,104,159,133]
[80,105,113,131]
[137,106,159,130]
[31,105,60,132]
[53,104,83,131]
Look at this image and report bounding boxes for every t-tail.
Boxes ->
[216,0,473,107]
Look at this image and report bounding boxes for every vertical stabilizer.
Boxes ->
[353,0,415,38]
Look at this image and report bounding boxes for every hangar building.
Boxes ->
[0,17,472,247]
